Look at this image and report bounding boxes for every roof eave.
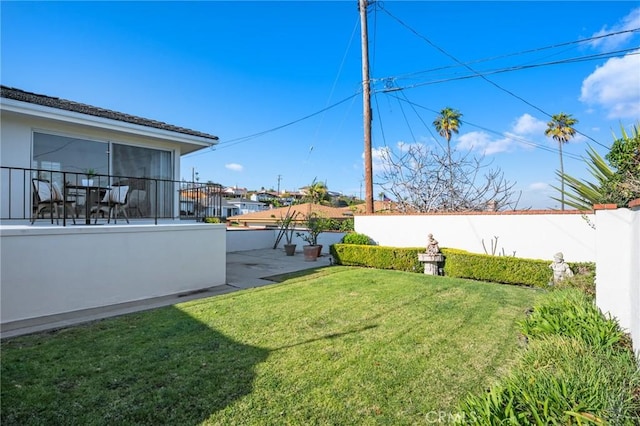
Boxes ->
[1,97,217,153]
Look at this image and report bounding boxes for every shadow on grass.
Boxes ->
[263,265,348,283]
[1,306,269,425]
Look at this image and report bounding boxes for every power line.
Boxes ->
[387,93,585,161]
[373,21,640,82]
[375,48,639,91]
[183,92,361,157]
[376,3,619,150]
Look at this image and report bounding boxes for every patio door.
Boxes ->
[111,144,173,218]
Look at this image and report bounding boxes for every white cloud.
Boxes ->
[587,7,640,51]
[528,182,550,191]
[580,51,640,119]
[455,114,547,155]
[225,163,244,172]
[511,113,547,135]
[371,146,391,174]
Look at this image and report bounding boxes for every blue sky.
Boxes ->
[2,1,639,208]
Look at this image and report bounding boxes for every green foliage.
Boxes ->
[330,244,595,289]
[341,232,375,245]
[554,124,640,210]
[337,217,354,232]
[458,289,640,424]
[330,244,424,272]
[443,250,551,287]
[607,123,640,176]
[520,289,630,351]
[457,336,640,425]
[296,212,334,245]
[203,217,221,223]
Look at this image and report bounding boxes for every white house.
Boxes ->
[0,86,227,328]
[227,198,267,215]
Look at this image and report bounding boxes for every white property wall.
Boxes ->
[595,206,639,353]
[0,223,226,324]
[355,211,596,262]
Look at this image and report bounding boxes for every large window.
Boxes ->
[33,132,108,177]
[33,132,174,218]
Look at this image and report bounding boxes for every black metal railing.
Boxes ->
[1,166,223,226]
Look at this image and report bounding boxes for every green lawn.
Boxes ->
[1,267,542,425]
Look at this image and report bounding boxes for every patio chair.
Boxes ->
[92,185,130,224]
[31,179,77,225]
[126,189,147,218]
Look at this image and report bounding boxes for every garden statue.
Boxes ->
[549,252,574,284]
[426,233,440,254]
[419,233,443,275]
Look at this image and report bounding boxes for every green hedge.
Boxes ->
[330,244,595,288]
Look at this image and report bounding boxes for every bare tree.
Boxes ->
[376,143,521,212]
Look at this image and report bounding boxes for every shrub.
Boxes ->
[341,233,374,245]
[330,245,423,272]
[457,288,640,425]
[457,336,640,425]
[330,244,596,288]
[520,288,630,351]
[203,217,221,223]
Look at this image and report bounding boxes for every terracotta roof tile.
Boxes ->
[228,203,353,222]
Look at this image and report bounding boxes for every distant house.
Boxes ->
[227,198,267,215]
[224,186,247,198]
[250,191,279,203]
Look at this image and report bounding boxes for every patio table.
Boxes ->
[65,184,109,225]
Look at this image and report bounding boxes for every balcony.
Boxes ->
[1,166,224,225]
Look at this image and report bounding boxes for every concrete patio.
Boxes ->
[1,248,331,339]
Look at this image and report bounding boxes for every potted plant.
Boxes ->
[275,209,299,256]
[82,168,97,186]
[297,212,333,261]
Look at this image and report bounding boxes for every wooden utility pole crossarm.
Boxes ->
[359,0,374,214]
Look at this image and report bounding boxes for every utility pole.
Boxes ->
[359,0,374,214]
[277,174,282,194]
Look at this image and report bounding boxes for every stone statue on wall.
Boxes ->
[549,252,574,284]
[426,233,440,255]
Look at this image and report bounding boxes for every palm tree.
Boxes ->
[304,178,328,205]
[545,113,578,210]
[433,107,463,209]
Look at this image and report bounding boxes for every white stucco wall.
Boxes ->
[595,207,639,352]
[0,224,226,324]
[355,212,596,262]
[226,228,345,254]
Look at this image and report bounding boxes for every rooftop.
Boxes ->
[1,85,219,142]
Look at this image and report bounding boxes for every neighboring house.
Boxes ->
[227,198,267,215]
[179,187,238,219]
[0,86,227,329]
[250,191,279,203]
[224,186,247,198]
